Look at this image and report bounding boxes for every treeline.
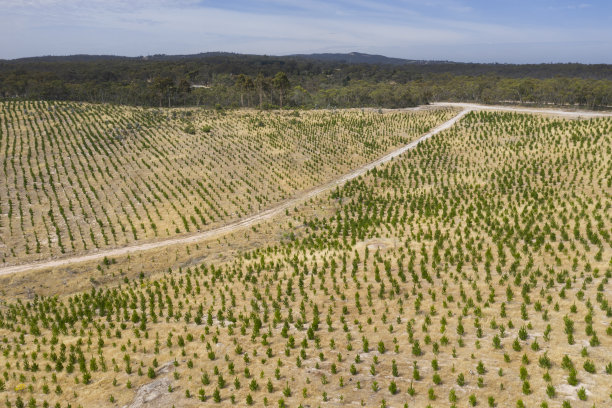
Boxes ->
[1,53,611,108]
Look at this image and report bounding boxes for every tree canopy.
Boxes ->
[1,53,611,108]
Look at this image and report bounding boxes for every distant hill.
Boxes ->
[10,54,132,63]
[9,52,437,65]
[7,52,242,63]
[287,52,429,65]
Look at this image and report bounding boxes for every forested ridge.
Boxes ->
[1,52,611,108]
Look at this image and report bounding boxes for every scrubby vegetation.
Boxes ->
[0,101,454,263]
[0,108,610,407]
[1,53,611,108]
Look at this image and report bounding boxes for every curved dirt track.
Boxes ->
[0,109,468,276]
[433,102,612,118]
[1,103,610,276]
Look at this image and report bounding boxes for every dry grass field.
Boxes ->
[0,105,610,408]
[0,101,455,264]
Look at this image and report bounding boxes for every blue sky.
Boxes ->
[1,0,611,63]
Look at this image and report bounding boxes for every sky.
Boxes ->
[0,0,611,63]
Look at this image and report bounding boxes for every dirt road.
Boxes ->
[0,109,469,276]
[433,102,612,118]
[1,103,610,276]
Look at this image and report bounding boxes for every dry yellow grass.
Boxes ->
[0,107,611,408]
[0,101,455,265]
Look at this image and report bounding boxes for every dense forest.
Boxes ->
[1,52,611,108]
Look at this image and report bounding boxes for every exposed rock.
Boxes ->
[122,362,176,408]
